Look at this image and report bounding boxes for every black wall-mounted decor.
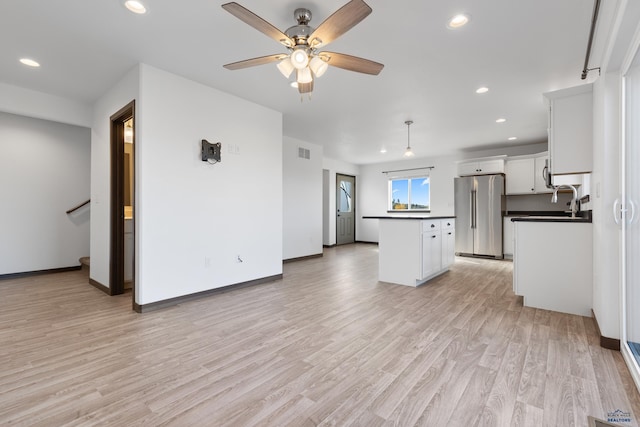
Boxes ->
[201,139,221,163]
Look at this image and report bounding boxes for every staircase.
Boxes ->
[79,257,90,273]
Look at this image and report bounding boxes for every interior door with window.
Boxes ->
[336,174,355,245]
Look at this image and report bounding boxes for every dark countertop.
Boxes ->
[505,211,569,217]
[509,209,592,223]
[511,216,592,223]
[363,215,456,220]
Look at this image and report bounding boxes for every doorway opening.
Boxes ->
[336,174,356,245]
[109,101,135,307]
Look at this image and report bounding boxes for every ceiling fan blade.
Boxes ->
[308,0,372,48]
[298,80,314,94]
[222,2,294,47]
[223,54,287,70]
[320,52,384,75]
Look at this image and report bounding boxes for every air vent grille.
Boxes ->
[298,147,310,160]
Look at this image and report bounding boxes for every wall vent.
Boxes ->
[298,147,310,160]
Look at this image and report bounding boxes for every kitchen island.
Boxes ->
[512,215,592,316]
[363,216,456,287]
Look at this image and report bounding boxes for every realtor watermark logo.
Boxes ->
[607,409,632,423]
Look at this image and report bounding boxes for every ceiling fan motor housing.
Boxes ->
[286,8,314,46]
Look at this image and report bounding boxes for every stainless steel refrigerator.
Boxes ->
[454,174,504,259]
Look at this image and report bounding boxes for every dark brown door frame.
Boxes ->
[110,100,135,305]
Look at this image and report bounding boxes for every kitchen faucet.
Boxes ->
[551,184,579,217]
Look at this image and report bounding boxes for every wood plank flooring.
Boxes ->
[1,244,639,426]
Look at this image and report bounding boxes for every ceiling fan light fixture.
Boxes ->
[291,48,309,70]
[309,56,328,77]
[277,57,295,78]
[297,67,313,84]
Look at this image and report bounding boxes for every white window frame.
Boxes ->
[387,174,431,212]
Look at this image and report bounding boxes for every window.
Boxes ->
[339,180,352,213]
[388,175,430,211]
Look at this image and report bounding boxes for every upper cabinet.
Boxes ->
[505,152,552,195]
[534,154,551,193]
[456,156,506,176]
[505,157,535,194]
[544,84,593,175]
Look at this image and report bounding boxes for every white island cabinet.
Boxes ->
[512,217,592,316]
[365,216,456,287]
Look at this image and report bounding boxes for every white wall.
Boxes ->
[283,136,323,260]
[358,143,548,243]
[322,157,360,246]
[135,64,282,305]
[90,65,140,288]
[0,112,90,274]
[0,83,92,128]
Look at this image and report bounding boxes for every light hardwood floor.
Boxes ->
[1,244,639,426]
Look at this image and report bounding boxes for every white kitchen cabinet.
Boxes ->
[375,217,455,286]
[505,157,535,194]
[456,156,505,176]
[441,220,455,268]
[503,217,514,258]
[422,230,442,279]
[534,154,552,193]
[505,152,552,195]
[544,84,593,175]
[512,219,592,316]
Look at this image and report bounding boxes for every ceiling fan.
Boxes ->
[221,0,384,95]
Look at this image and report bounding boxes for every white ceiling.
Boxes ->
[0,0,599,164]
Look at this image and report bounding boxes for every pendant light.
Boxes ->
[403,120,415,157]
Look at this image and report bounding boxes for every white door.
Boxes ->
[621,38,640,391]
[336,174,355,245]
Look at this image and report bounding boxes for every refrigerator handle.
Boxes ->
[469,191,473,228]
[471,190,477,229]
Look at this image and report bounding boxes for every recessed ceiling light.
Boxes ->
[476,87,489,94]
[508,136,518,141]
[124,0,147,14]
[496,118,506,123]
[447,14,470,29]
[380,148,387,154]
[19,58,40,67]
